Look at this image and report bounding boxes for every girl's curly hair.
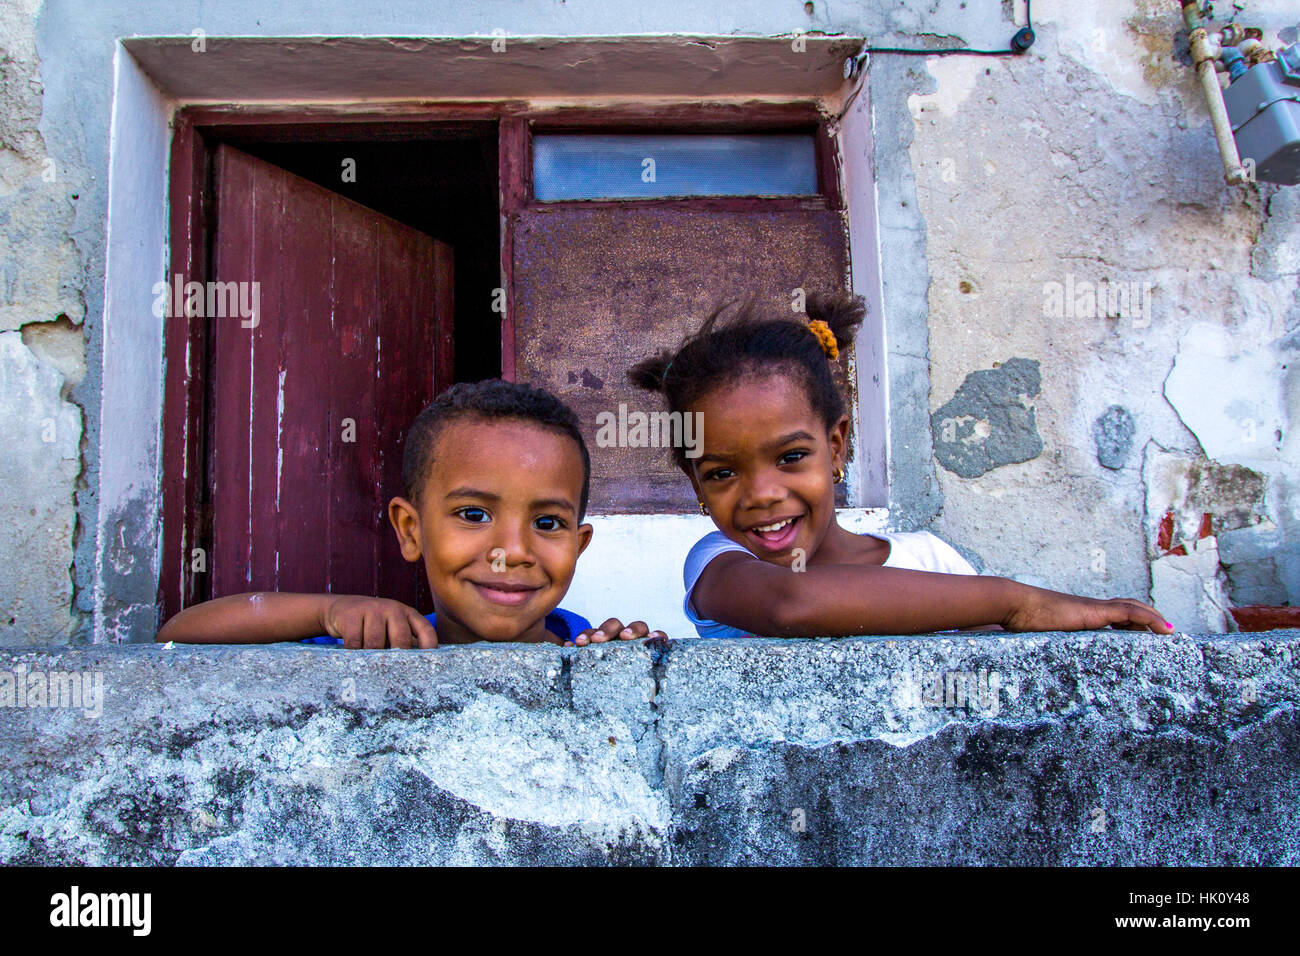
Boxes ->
[628,291,866,468]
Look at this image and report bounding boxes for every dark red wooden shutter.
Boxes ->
[207,144,453,609]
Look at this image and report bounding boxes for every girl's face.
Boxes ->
[686,373,848,566]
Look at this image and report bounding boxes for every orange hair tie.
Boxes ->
[807,318,839,360]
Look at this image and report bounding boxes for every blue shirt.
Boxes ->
[301,606,592,645]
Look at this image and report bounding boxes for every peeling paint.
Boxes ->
[907,56,989,119]
[1038,0,1190,107]
[1150,536,1231,633]
[1251,188,1300,281]
[1144,448,1268,550]
[18,315,84,391]
[1166,323,1294,467]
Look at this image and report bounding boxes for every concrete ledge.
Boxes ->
[2,632,1297,865]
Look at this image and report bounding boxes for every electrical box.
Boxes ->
[1223,51,1300,186]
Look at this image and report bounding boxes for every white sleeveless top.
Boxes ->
[682,530,977,638]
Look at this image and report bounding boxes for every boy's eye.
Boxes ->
[455,507,490,523]
[533,515,566,532]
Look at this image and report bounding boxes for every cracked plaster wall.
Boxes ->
[911,2,1300,629]
[0,0,85,645]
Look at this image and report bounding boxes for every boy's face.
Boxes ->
[685,374,847,567]
[388,417,592,644]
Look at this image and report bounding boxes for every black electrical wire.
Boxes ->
[864,0,1034,56]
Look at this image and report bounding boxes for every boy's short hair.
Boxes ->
[402,379,592,520]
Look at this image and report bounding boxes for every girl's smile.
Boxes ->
[745,513,804,553]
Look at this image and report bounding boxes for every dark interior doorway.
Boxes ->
[232,126,501,382]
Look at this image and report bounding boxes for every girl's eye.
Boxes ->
[704,468,734,482]
[533,515,566,532]
[779,450,809,465]
[456,507,490,523]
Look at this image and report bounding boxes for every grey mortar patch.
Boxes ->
[931,358,1044,479]
[1094,405,1137,471]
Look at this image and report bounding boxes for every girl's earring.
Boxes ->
[833,465,846,484]
[698,500,710,516]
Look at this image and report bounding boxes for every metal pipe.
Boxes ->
[1187,23,1250,185]
[1238,37,1274,66]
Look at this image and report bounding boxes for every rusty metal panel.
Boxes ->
[513,205,848,513]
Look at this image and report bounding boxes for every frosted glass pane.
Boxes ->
[533,133,818,200]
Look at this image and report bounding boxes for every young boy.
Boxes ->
[157,380,664,648]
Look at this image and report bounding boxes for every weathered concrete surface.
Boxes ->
[916,4,1300,609]
[0,643,668,865]
[2,633,1296,865]
[0,0,85,646]
[0,332,81,644]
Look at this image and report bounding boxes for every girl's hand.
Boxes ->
[570,618,667,647]
[1003,587,1174,634]
[323,596,439,648]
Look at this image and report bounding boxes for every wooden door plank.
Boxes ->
[247,160,287,593]
[210,145,257,596]
[269,161,335,596]
[326,197,381,598]
[208,144,451,606]
[375,221,431,607]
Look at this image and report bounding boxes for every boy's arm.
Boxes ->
[156,592,437,648]
[692,553,1173,637]
[156,592,337,644]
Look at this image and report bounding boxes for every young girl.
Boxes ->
[626,292,1174,638]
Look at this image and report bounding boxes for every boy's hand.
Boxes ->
[323,596,438,649]
[570,618,667,647]
[1004,587,1174,634]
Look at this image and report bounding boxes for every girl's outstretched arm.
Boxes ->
[692,552,1174,637]
[156,592,437,648]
